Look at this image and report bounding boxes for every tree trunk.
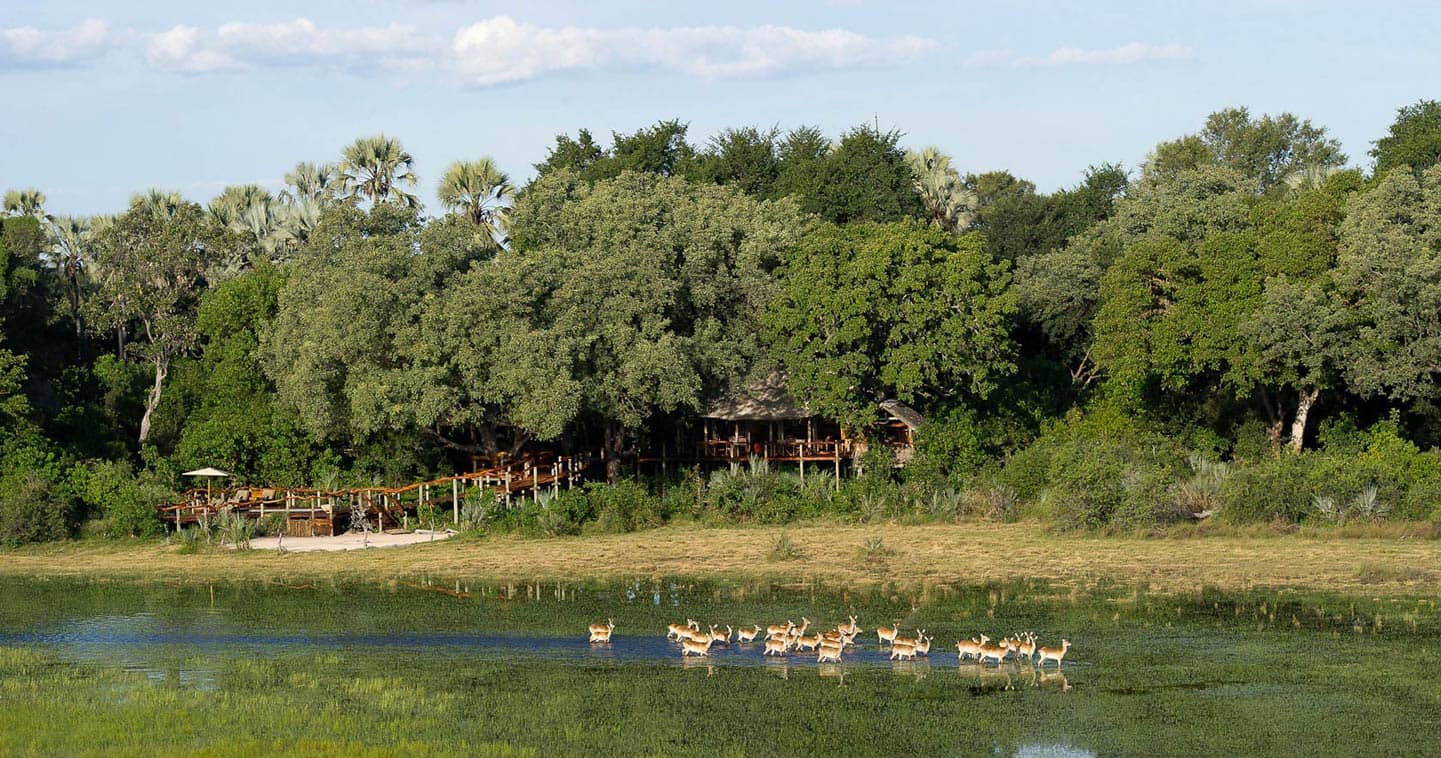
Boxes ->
[138,354,167,444]
[604,421,624,484]
[1288,387,1320,454]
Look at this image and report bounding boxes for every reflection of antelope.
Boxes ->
[1037,639,1071,668]
[955,635,989,661]
[587,618,614,642]
[764,636,791,656]
[877,622,900,645]
[736,625,762,643]
[681,637,715,656]
[667,619,699,640]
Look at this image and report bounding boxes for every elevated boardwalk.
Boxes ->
[158,454,588,536]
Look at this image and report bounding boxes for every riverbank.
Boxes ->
[5,521,1439,595]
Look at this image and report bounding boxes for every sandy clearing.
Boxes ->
[242,531,455,552]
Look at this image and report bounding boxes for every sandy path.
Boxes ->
[243,531,454,552]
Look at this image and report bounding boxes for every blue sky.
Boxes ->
[2,0,1436,215]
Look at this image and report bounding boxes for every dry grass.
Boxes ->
[5,521,1441,596]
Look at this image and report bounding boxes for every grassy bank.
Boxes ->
[4,520,1439,596]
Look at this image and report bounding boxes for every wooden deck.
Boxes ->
[157,454,588,532]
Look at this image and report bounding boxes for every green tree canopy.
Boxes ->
[1371,99,1441,176]
[766,222,1015,430]
[1144,107,1346,191]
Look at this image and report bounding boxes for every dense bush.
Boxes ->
[995,406,1188,529]
[1218,421,1441,524]
[75,460,170,537]
[0,447,80,546]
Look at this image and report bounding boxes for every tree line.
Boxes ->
[4,101,1441,543]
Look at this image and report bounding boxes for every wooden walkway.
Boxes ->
[157,454,588,536]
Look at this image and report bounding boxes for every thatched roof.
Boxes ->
[703,371,811,421]
[879,400,926,430]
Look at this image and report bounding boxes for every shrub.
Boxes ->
[767,532,801,561]
[588,480,659,533]
[76,459,169,538]
[0,446,80,546]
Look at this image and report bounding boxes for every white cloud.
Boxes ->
[14,16,940,83]
[145,18,431,74]
[448,16,937,85]
[0,19,111,68]
[1017,42,1194,66]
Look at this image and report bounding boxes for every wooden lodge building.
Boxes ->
[159,372,924,535]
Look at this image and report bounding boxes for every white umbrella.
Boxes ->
[183,467,232,501]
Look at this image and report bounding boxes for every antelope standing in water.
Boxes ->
[838,615,860,637]
[764,635,791,656]
[1014,632,1037,662]
[681,637,715,657]
[977,639,1010,665]
[667,619,699,640]
[890,640,918,661]
[877,622,900,645]
[765,621,794,640]
[709,625,732,646]
[1037,639,1071,668]
[736,625,762,643]
[816,642,843,663]
[912,631,932,656]
[587,619,614,643]
[955,635,990,661]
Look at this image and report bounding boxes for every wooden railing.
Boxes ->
[157,453,591,531]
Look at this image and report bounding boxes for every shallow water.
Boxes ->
[2,576,1440,755]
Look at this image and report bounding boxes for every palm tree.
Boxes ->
[906,148,976,234]
[45,215,94,336]
[3,188,49,220]
[132,189,184,220]
[437,157,513,244]
[283,161,341,202]
[339,135,420,209]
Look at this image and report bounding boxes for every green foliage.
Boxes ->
[1144,107,1345,191]
[0,446,79,546]
[75,459,169,538]
[996,406,1188,529]
[1371,99,1441,175]
[1219,421,1441,523]
[767,222,1015,429]
[767,532,801,561]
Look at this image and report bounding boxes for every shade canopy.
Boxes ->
[182,467,232,478]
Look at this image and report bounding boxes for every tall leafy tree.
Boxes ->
[507,170,806,481]
[339,135,421,209]
[1144,107,1346,191]
[692,126,781,197]
[1370,99,1441,175]
[88,197,236,443]
[1332,165,1441,402]
[766,222,1015,430]
[261,204,482,448]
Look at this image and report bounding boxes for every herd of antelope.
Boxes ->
[589,616,1072,668]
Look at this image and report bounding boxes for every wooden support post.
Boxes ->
[452,477,460,525]
[834,447,841,492]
